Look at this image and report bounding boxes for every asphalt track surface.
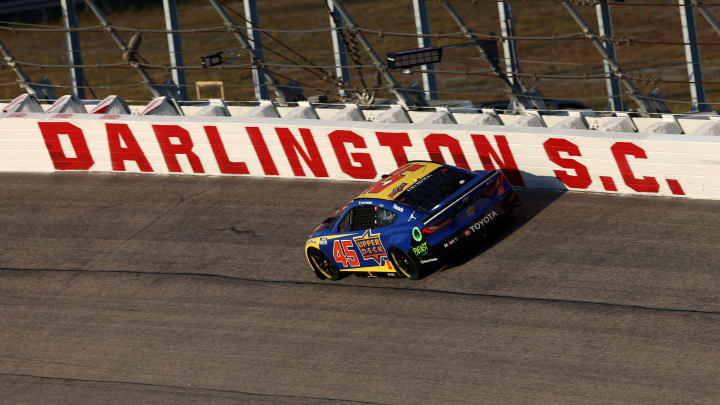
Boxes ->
[1,173,720,404]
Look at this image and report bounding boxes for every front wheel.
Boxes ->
[307,248,341,280]
[390,248,422,280]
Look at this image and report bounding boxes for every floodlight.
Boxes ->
[386,46,442,69]
[201,52,224,68]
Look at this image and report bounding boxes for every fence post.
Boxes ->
[244,0,268,100]
[441,1,533,110]
[595,0,623,111]
[679,0,710,112]
[560,0,654,115]
[163,0,188,100]
[85,0,166,98]
[327,0,350,97]
[61,0,85,99]
[0,39,41,96]
[208,0,286,103]
[497,0,519,87]
[413,0,437,100]
[329,0,414,107]
[692,0,720,37]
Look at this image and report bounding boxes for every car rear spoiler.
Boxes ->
[422,170,500,226]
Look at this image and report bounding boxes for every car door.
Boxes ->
[327,203,397,271]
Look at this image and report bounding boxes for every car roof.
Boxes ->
[355,161,443,202]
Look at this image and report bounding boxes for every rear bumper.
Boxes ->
[427,190,520,262]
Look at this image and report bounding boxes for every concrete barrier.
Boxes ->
[1,112,719,199]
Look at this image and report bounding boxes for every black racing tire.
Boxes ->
[307,248,341,281]
[390,248,422,280]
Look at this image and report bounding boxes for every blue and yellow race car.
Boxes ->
[305,161,520,280]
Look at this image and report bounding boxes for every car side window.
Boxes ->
[350,205,377,231]
[339,205,397,232]
[337,210,351,232]
[377,208,398,227]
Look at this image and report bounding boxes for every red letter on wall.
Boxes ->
[470,134,524,186]
[106,123,153,172]
[611,142,659,193]
[376,131,412,168]
[423,133,471,170]
[329,130,377,179]
[275,127,329,177]
[152,125,204,173]
[38,122,94,170]
[543,138,592,189]
[245,126,278,176]
[204,126,249,175]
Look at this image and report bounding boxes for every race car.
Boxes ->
[305,161,520,280]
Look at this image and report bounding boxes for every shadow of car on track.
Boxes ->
[423,171,567,278]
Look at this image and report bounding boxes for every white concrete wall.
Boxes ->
[1,111,719,199]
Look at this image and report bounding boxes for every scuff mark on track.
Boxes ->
[2,266,719,317]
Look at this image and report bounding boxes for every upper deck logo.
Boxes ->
[388,182,408,199]
[353,229,387,265]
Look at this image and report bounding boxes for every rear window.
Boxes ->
[395,166,472,212]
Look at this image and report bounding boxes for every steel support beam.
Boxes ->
[497,1,520,87]
[413,0,438,100]
[693,0,720,37]
[440,0,531,110]
[679,0,710,112]
[243,0,267,100]
[595,0,623,111]
[162,0,188,100]
[208,0,287,102]
[327,0,350,97]
[0,39,40,96]
[329,0,413,107]
[84,0,165,98]
[61,0,86,99]
[560,0,654,115]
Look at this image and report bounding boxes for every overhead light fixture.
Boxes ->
[386,46,442,69]
[200,52,224,68]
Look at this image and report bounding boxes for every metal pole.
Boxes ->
[329,0,413,107]
[84,0,165,98]
[595,0,622,111]
[327,0,350,97]
[693,0,720,37]
[162,0,188,100]
[440,0,527,110]
[679,0,710,112]
[0,39,39,96]
[243,0,267,100]
[559,0,654,115]
[497,1,520,87]
[61,0,86,99]
[413,0,437,100]
[208,0,286,102]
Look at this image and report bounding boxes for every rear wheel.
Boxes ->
[390,248,422,280]
[307,248,341,280]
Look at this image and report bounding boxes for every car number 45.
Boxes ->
[333,240,360,267]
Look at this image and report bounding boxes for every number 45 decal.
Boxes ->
[333,240,360,267]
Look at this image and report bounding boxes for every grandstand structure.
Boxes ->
[1,0,720,134]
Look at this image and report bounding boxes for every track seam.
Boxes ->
[1,266,719,316]
[0,373,386,404]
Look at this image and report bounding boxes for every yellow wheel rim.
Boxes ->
[392,251,413,278]
[310,250,334,279]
